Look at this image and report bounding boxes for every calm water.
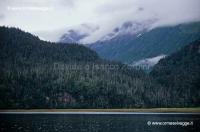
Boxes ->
[0,113,199,132]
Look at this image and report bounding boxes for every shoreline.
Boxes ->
[0,108,200,113]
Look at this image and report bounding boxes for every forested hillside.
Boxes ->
[150,39,200,107]
[0,26,199,109]
[0,26,161,109]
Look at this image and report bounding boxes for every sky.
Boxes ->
[0,0,200,43]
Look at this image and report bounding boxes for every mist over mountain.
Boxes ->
[2,0,200,44]
[91,20,156,43]
[89,22,200,65]
[35,23,99,43]
[131,54,166,70]
[59,30,89,44]
[36,21,200,69]
[35,20,153,44]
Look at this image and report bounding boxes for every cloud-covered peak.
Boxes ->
[83,19,156,43]
[1,0,199,43]
[35,23,99,43]
[59,23,99,43]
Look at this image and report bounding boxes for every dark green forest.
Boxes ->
[150,39,200,107]
[0,26,199,109]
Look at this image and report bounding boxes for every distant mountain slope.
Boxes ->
[0,26,161,109]
[150,38,200,107]
[89,22,200,64]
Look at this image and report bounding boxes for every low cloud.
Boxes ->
[0,14,5,20]
[0,0,200,43]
